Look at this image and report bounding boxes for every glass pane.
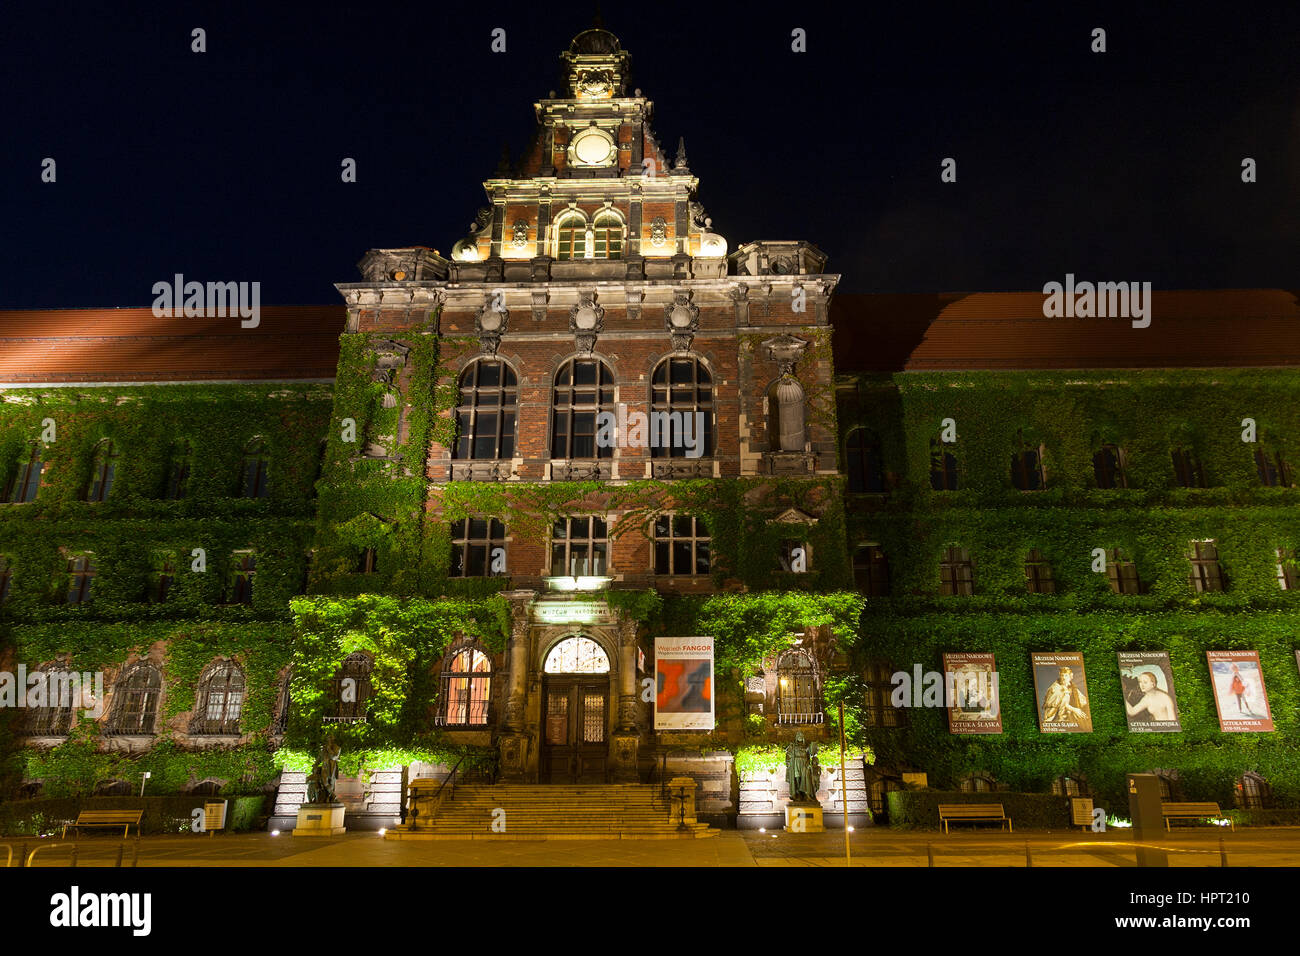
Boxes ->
[695,543,710,574]
[673,541,692,573]
[655,541,670,573]
[592,517,606,538]
[477,361,500,388]
[654,515,670,537]
[468,517,488,539]
[673,515,692,537]
[573,361,597,386]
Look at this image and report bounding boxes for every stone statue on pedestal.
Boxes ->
[306,733,341,805]
[785,731,820,802]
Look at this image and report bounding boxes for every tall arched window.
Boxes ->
[845,428,884,492]
[552,358,615,460]
[1235,772,1270,810]
[438,639,492,726]
[241,439,270,498]
[554,212,587,260]
[85,440,118,501]
[768,377,806,453]
[776,647,822,725]
[650,356,714,459]
[591,211,623,259]
[22,664,77,736]
[7,443,43,503]
[330,652,373,722]
[105,663,162,735]
[454,359,518,460]
[191,660,246,735]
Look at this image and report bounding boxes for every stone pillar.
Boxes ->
[500,591,535,782]
[610,617,642,782]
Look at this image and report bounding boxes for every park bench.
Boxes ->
[938,803,1012,833]
[1162,802,1233,831]
[62,809,144,839]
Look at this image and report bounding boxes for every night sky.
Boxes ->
[2,2,1297,308]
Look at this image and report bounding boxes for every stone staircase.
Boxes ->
[386,783,718,840]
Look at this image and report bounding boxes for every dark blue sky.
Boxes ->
[2,1,1297,308]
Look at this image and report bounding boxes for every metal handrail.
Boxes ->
[24,840,138,868]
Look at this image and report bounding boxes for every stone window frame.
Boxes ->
[553,209,589,260]
[450,516,507,578]
[329,652,373,723]
[190,658,246,736]
[775,646,823,725]
[550,356,617,461]
[1187,539,1225,592]
[550,515,609,577]
[436,636,493,728]
[104,661,163,736]
[648,354,715,460]
[453,357,519,461]
[21,660,78,737]
[651,512,710,576]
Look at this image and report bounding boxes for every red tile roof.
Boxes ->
[0,306,344,383]
[831,289,1300,372]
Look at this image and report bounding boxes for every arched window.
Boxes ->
[454,359,518,460]
[1171,447,1204,488]
[1011,434,1045,490]
[776,647,822,725]
[544,636,610,674]
[1025,548,1056,594]
[1235,772,1270,810]
[240,439,270,498]
[930,438,959,491]
[768,377,806,453]
[189,780,223,796]
[438,639,492,727]
[85,440,118,501]
[7,443,43,503]
[554,212,587,260]
[1051,775,1088,796]
[845,428,884,492]
[191,660,245,735]
[105,663,162,735]
[1255,447,1294,487]
[551,358,615,460]
[1093,444,1127,489]
[853,544,890,596]
[22,665,76,736]
[1146,770,1178,801]
[959,772,997,793]
[330,652,373,722]
[863,660,905,728]
[650,356,714,459]
[164,440,191,499]
[591,211,623,260]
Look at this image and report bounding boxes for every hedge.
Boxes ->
[0,795,267,837]
[885,789,1072,830]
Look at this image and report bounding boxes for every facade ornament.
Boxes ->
[663,290,700,351]
[762,334,809,375]
[511,219,529,249]
[475,294,509,355]
[569,291,605,354]
[674,136,689,171]
[625,288,643,322]
[649,216,668,248]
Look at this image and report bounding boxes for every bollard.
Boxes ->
[1025,841,1033,868]
[927,842,935,867]
[1220,836,1228,868]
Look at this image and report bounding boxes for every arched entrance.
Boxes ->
[540,635,611,783]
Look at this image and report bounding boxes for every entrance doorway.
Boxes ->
[540,635,611,784]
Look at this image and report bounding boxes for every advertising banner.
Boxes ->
[943,652,1002,734]
[1117,651,1182,732]
[1207,650,1273,732]
[1032,651,1092,733]
[654,636,714,730]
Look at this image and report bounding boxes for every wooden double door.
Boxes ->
[541,675,609,783]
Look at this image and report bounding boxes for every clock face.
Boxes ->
[571,128,615,167]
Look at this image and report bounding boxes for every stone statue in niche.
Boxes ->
[306,734,342,805]
[785,731,819,802]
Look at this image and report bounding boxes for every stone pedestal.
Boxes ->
[785,802,824,833]
[499,733,530,782]
[293,803,346,837]
[610,732,640,782]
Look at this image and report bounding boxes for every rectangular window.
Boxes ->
[152,555,175,603]
[653,514,710,575]
[1277,548,1298,591]
[939,547,974,596]
[551,516,608,576]
[66,555,95,604]
[1189,540,1224,592]
[1024,549,1056,594]
[1106,549,1141,594]
[450,518,507,577]
[853,545,890,597]
[0,556,12,604]
[228,552,256,604]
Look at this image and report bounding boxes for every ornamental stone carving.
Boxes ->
[511,219,529,249]
[650,216,668,248]
[475,294,509,355]
[569,292,605,354]
[762,334,809,375]
[664,290,699,351]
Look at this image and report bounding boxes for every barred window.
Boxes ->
[653,514,710,575]
[1277,548,1298,590]
[863,660,905,728]
[1255,448,1294,487]
[105,663,162,735]
[845,428,885,492]
[930,439,959,491]
[1051,775,1088,797]
[650,357,714,459]
[777,539,811,574]
[22,665,76,736]
[191,661,245,735]
[551,358,615,460]
[1025,548,1056,594]
[551,516,608,576]
[853,544,890,597]
[776,647,822,725]
[85,440,118,501]
[1011,434,1045,491]
[959,773,997,793]
[66,555,95,604]
[454,359,518,460]
[451,518,506,577]
[1093,444,1127,489]
[437,639,492,727]
[227,552,256,604]
[1235,772,1270,810]
[1106,548,1141,595]
[240,439,270,498]
[939,547,974,596]
[1171,447,1204,488]
[7,443,43,503]
[869,776,903,815]
[330,653,373,722]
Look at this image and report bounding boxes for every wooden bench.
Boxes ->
[1162,802,1233,831]
[938,803,1012,833]
[62,810,143,839]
